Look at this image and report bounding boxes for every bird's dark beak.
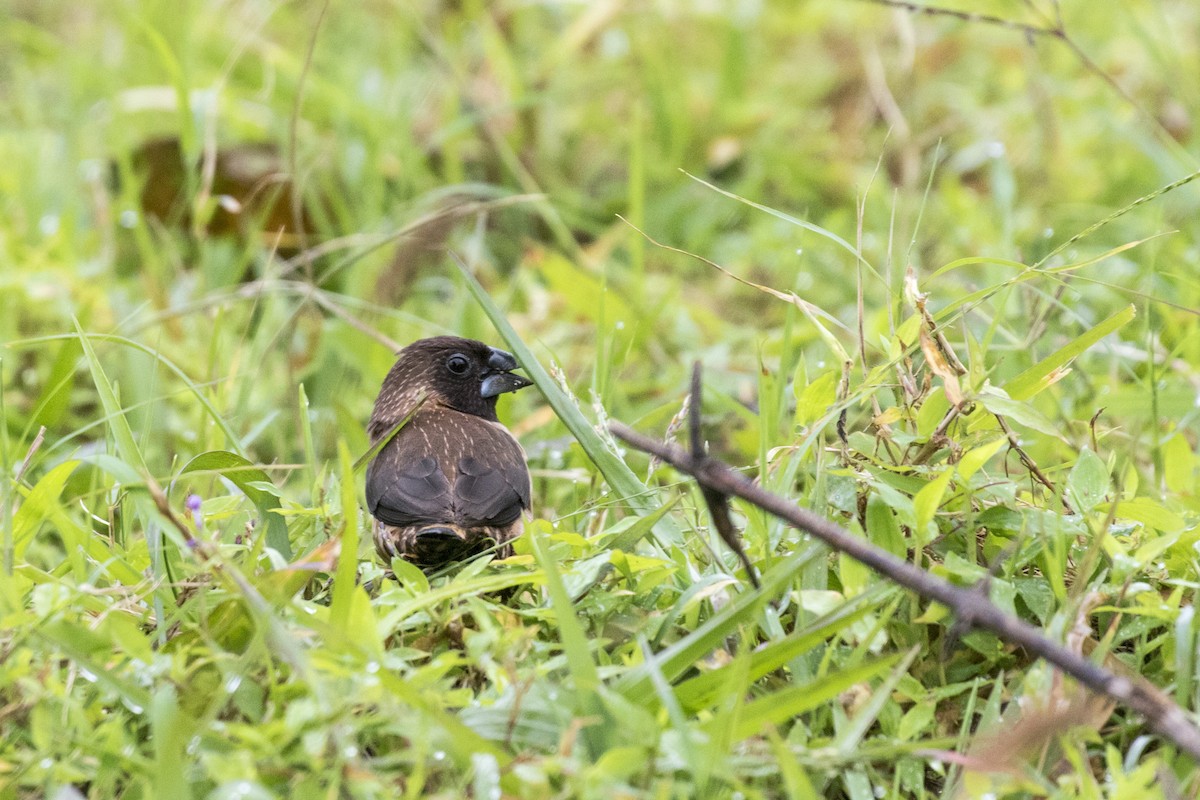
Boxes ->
[481,347,533,398]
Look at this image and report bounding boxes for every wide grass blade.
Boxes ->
[456,258,679,542]
[708,653,903,743]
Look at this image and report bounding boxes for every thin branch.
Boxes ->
[857,0,1065,40]
[995,413,1073,514]
[609,420,1200,760]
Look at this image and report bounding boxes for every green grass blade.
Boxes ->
[833,645,921,756]
[614,542,825,704]
[329,440,360,631]
[17,332,247,456]
[674,585,892,712]
[74,319,148,474]
[456,258,678,540]
[707,653,902,742]
[1004,304,1136,401]
[150,685,193,800]
[529,524,609,756]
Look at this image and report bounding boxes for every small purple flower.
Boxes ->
[186,494,203,530]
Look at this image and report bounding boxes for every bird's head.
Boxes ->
[372,336,533,425]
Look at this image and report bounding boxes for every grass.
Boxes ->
[4,1,1200,797]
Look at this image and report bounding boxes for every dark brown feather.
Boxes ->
[366,407,529,529]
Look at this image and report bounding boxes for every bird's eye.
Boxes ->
[446,354,470,375]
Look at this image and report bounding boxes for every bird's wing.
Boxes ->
[366,447,451,527]
[455,443,530,527]
[366,408,530,529]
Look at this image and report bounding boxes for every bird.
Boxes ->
[365,336,533,572]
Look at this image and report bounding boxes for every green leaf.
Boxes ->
[1005,305,1135,401]
[674,586,888,712]
[74,319,148,474]
[1067,448,1109,512]
[330,441,361,635]
[1163,431,1195,496]
[30,337,81,429]
[33,331,246,455]
[178,450,291,559]
[602,496,679,552]
[834,645,921,754]
[866,494,906,559]
[614,542,825,705]
[685,171,864,264]
[897,698,936,742]
[150,685,193,800]
[956,437,1006,482]
[975,386,1061,438]
[529,525,608,756]
[1102,497,1185,533]
[913,468,953,543]
[12,460,79,559]
[795,369,838,427]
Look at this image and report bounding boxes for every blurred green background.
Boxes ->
[4,1,1200,798]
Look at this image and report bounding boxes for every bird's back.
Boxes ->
[366,405,530,531]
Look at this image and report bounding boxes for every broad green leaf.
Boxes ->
[915,387,950,438]
[913,468,954,542]
[975,386,1060,438]
[1102,498,1185,533]
[1067,448,1109,512]
[12,460,78,558]
[866,494,906,558]
[179,450,292,559]
[957,437,1006,482]
[897,698,937,742]
[30,337,81,429]
[839,549,871,597]
[1163,432,1195,496]
[795,369,838,427]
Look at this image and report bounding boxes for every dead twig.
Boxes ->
[610,375,1200,759]
[995,413,1072,514]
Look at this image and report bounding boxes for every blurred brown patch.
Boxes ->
[373,201,465,304]
[131,137,316,255]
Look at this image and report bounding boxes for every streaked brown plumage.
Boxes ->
[366,336,532,572]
